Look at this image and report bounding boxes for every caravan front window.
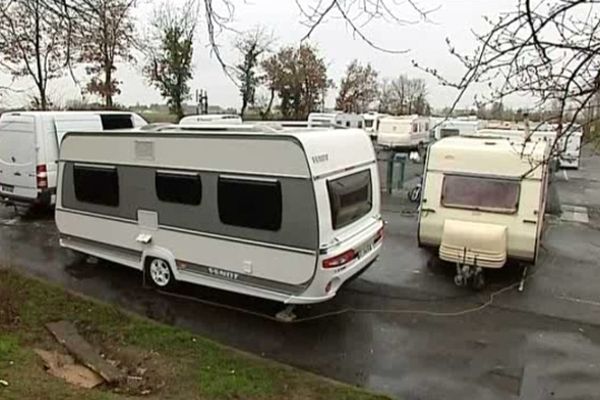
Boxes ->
[441,174,520,214]
[218,177,282,231]
[328,170,372,230]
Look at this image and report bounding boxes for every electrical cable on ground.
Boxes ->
[157,266,539,324]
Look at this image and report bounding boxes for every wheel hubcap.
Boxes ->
[150,259,171,287]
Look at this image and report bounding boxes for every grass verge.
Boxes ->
[0,269,389,400]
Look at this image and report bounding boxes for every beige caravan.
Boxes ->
[417,136,551,288]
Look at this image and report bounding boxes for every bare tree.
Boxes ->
[379,75,430,115]
[335,59,379,113]
[198,0,434,78]
[234,27,272,118]
[295,0,437,53]
[417,0,600,154]
[146,0,198,120]
[0,0,69,110]
[76,0,137,109]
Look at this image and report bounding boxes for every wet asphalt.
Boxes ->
[2,151,600,399]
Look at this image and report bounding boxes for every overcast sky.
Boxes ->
[0,0,522,111]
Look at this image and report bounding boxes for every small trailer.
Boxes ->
[418,136,550,288]
[377,115,431,150]
[56,127,383,306]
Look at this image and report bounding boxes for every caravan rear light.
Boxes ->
[322,249,356,269]
[36,165,48,189]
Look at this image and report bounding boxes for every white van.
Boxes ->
[307,112,365,129]
[418,136,550,288]
[377,115,431,150]
[55,127,383,304]
[0,111,147,208]
[179,114,242,125]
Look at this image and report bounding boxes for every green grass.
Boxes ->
[0,269,389,400]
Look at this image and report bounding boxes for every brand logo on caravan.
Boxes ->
[208,267,239,281]
[312,154,329,164]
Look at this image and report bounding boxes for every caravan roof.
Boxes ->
[60,128,375,180]
[429,136,550,178]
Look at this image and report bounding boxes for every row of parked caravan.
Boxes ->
[0,109,583,302]
[359,113,583,170]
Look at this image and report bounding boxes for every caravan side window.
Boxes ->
[73,165,119,206]
[155,171,201,205]
[218,177,282,231]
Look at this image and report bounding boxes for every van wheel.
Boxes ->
[146,258,175,289]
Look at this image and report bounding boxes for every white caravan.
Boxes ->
[377,115,431,150]
[307,112,365,129]
[179,114,242,125]
[418,136,550,288]
[55,128,383,304]
[557,127,583,169]
[434,117,480,140]
[473,125,582,169]
[0,111,147,208]
[363,112,389,139]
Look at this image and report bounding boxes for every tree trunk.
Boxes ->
[34,0,47,110]
[240,98,248,119]
[262,88,275,119]
[105,64,113,109]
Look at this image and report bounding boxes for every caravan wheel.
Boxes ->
[146,258,175,289]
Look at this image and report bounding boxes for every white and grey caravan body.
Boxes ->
[0,111,147,207]
[55,128,383,304]
[179,114,243,125]
[307,112,365,129]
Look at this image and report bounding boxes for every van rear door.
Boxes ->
[0,116,38,200]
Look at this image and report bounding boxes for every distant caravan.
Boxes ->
[55,127,383,304]
[377,115,431,151]
[307,112,365,129]
[418,136,551,289]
